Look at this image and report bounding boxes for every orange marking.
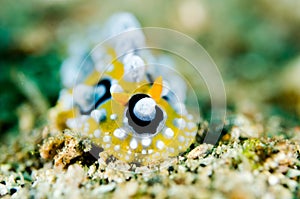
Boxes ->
[148,76,163,102]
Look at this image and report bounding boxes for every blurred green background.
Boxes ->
[1,0,300,138]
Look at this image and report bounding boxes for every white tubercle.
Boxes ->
[104,13,145,57]
[104,12,143,42]
[187,122,196,130]
[91,47,112,72]
[66,118,78,129]
[94,129,101,138]
[91,109,107,122]
[114,145,120,151]
[130,139,138,149]
[142,149,147,155]
[123,54,145,82]
[110,114,118,120]
[156,140,165,150]
[163,128,174,138]
[148,149,154,154]
[178,136,185,142]
[174,118,186,130]
[103,135,111,143]
[110,84,123,94]
[113,128,127,139]
[73,84,94,112]
[58,89,73,110]
[141,138,152,147]
[133,98,156,121]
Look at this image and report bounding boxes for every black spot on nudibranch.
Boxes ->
[162,95,169,102]
[95,79,112,108]
[127,94,164,135]
[80,79,112,115]
[128,94,151,127]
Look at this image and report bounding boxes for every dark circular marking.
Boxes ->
[95,79,112,108]
[128,94,151,126]
[10,188,17,195]
[127,94,164,135]
[80,78,111,115]
[162,95,169,101]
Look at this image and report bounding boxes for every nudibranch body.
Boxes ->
[49,13,198,165]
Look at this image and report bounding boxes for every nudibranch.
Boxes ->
[49,13,198,165]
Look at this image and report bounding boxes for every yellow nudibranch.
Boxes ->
[49,13,198,165]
